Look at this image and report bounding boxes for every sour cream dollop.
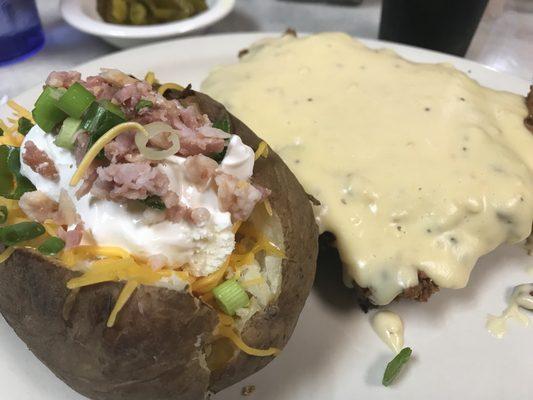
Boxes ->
[19,125,254,277]
[219,135,255,180]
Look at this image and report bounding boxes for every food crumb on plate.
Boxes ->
[241,385,256,396]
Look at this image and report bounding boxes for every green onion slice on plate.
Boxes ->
[382,347,412,387]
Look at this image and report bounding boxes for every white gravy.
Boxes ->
[371,310,404,353]
[486,284,533,338]
[202,33,533,305]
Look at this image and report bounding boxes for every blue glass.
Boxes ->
[0,0,45,66]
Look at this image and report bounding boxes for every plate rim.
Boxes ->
[2,32,529,120]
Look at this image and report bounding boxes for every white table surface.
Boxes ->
[0,0,531,100]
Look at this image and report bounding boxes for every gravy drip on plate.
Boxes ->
[486,284,533,338]
[371,310,404,353]
[202,32,533,305]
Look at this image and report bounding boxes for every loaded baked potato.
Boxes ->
[0,69,318,400]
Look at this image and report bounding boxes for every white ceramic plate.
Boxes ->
[1,33,531,400]
[60,0,235,48]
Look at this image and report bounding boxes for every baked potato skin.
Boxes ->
[200,93,319,392]
[0,247,218,400]
[0,92,318,399]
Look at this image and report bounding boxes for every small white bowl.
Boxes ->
[60,0,235,48]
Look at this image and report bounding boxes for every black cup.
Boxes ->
[379,0,489,56]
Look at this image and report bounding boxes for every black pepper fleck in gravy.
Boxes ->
[496,211,514,225]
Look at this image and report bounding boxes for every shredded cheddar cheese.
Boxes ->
[263,198,273,216]
[0,131,24,147]
[144,71,156,86]
[192,257,231,294]
[0,247,15,263]
[215,311,281,358]
[7,100,33,121]
[43,219,59,236]
[67,257,161,289]
[107,280,139,327]
[217,325,280,357]
[254,141,269,160]
[157,82,185,95]
[70,122,149,186]
[232,220,242,234]
[60,245,131,268]
[217,312,234,327]
[0,101,28,147]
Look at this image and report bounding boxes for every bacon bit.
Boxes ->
[113,82,152,114]
[56,189,79,226]
[45,71,81,88]
[81,76,116,101]
[184,154,218,191]
[104,131,139,163]
[188,207,210,226]
[178,128,226,157]
[165,202,188,223]
[197,125,231,139]
[162,191,181,208]
[92,162,169,201]
[215,174,263,221]
[22,141,59,181]
[57,223,84,249]
[133,94,226,157]
[75,162,100,199]
[100,68,138,87]
[162,192,211,226]
[180,104,206,129]
[73,131,90,166]
[18,191,58,223]
[146,130,173,150]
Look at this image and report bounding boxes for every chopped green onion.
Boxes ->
[212,279,249,316]
[0,145,36,200]
[140,195,166,210]
[55,117,82,150]
[32,86,67,132]
[209,147,227,163]
[99,100,126,119]
[81,101,126,155]
[207,116,231,162]
[0,206,7,224]
[135,99,153,112]
[38,237,65,255]
[57,82,96,119]
[0,127,4,136]
[17,117,34,135]
[0,221,45,246]
[382,347,412,387]
[213,115,231,133]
